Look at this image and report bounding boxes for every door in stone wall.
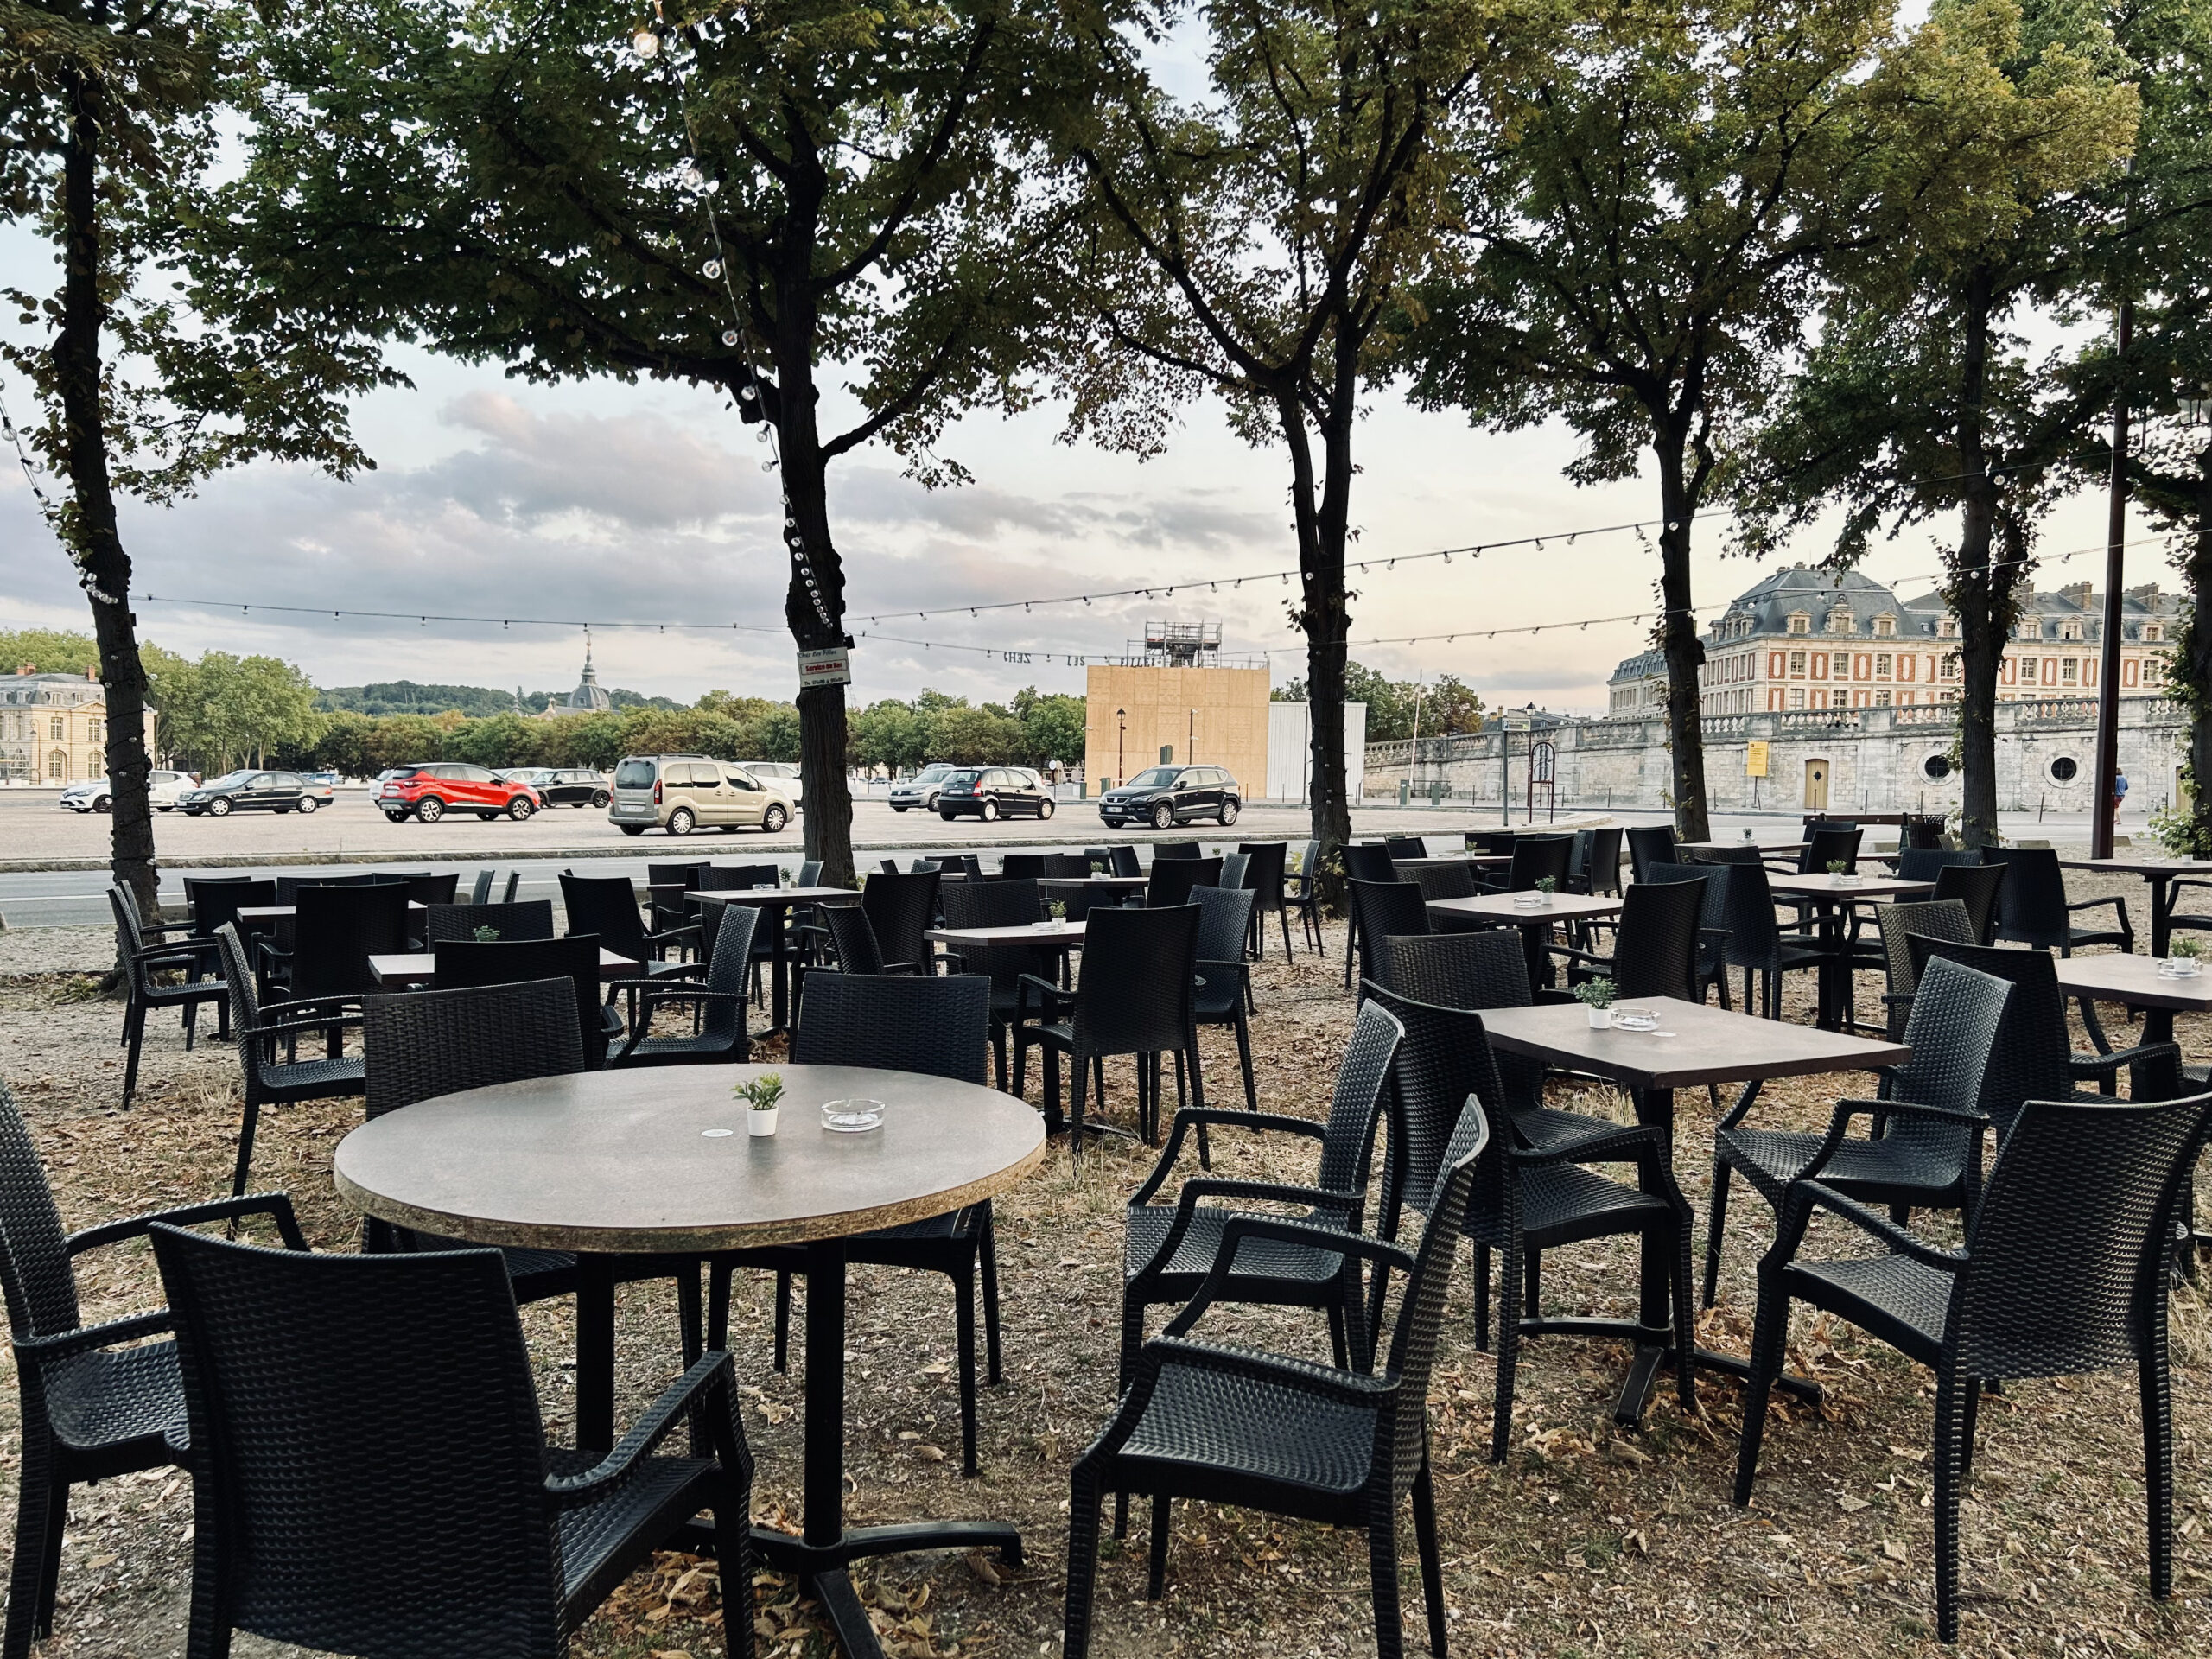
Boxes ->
[1803,759,1829,810]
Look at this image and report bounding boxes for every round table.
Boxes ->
[334,1063,1046,1659]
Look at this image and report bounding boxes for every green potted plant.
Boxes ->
[735,1071,785,1136]
[2163,938,2203,978]
[1827,859,1859,888]
[1046,899,1068,931]
[1535,876,1557,899]
[1573,977,1617,1028]
[472,924,502,943]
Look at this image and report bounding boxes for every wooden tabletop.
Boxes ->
[1036,874,1148,891]
[1480,997,1911,1090]
[1426,892,1625,925]
[692,886,859,908]
[1395,854,1514,870]
[1680,841,1805,856]
[925,921,1087,948]
[2055,953,2212,1012]
[238,900,426,923]
[2058,856,2212,879]
[333,1063,1047,1254]
[367,947,639,989]
[1764,874,1934,902]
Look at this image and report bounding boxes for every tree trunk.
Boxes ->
[2181,460,2212,853]
[54,62,159,937]
[1653,435,1710,842]
[1949,269,2005,850]
[1282,376,1354,906]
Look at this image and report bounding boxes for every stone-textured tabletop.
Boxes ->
[1426,893,1625,925]
[1481,996,1910,1090]
[2056,953,2212,1013]
[366,946,635,988]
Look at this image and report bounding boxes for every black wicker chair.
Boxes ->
[1580,826,1624,896]
[1624,824,1678,883]
[1066,1098,1491,1659]
[423,899,556,944]
[1341,843,1399,988]
[149,1222,754,1659]
[712,973,1002,1474]
[1189,885,1259,1111]
[1872,899,1974,1039]
[608,903,759,1068]
[1014,905,1203,1146]
[1637,862,1733,1007]
[110,885,229,1109]
[1109,845,1143,878]
[432,933,626,1068]
[1934,859,2006,947]
[1734,1091,2212,1642]
[816,902,891,976]
[0,1077,306,1659]
[861,869,940,975]
[1363,987,1694,1458]
[1284,836,1325,954]
[180,877,275,1046]
[1383,835,1429,860]
[1155,842,1202,860]
[1001,854,1048,880]
[253,883,411,1039]
[1703,955,2012,1307]
[646,860,710,933]
[1796,823,1861,875]
[1479,835,1573,896]
[1145,856,1221,910]
[562,871,700,972]
[467,868,522,905]
[213,925,367,1197]
[1715,860,1827,1020]
[1346,878,1428,999]
[936,878,1045,1089]
[1549,876,1704,1002]
[1896,848,1981,882]
[1120,1000,1403,1389]
[1236,842,1294,959]
[1394,860,1484,934]
[1984,845,2131,954]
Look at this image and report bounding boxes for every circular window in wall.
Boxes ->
[1923,753,1952,780]
[2049,755,2080,784]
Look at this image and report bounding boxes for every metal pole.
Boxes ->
[2093,300,2133,859]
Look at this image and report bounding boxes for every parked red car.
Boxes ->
[378,763,541,823]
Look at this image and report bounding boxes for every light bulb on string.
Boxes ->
[703,259,722,280]
[721,329,741,347]
[680,158,705,188]
[633,27,661,56]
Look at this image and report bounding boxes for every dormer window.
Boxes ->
[1939,618,1959,639]
[1787,613,1810,636]
[2144,623,2163,643]
[1827,609,1853,635]
[2061,620,2082,641]
[1873,614,1895,638]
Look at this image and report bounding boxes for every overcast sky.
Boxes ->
[0,205,2145,718]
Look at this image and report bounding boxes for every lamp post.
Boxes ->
[1116,708,1126,790]
[1187,708,1198,765]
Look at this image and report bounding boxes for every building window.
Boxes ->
[1828,609,1853,634]
[2019,657,2036,683]
[1789,688,1805,709]
[2063,658,2079,683]
[1789,652,1806,678]
[2050,755,2080,783]
[1874,614,1895,638]
[86,720,101,745]
[1939,618,1958,639]
[1787,613,1809,635]
[1875,690,1892,707]
[48,716,64,741]
[2062,621,2082,641]
[1924,753,1951,780]
[1832,652,1849,677]
[2144,623,2163,642]
[46,750,64,780]
[1940,655,1959,681]
[2145,658,2166,685]
[1874,653,1891,678]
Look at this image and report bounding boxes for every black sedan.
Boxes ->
[501,767,612,809]
[1097,765,1242,830]
[937,767,1056,822]
[180,770,318,817]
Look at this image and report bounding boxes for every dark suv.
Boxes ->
[502,767,612,809]
[937,767,1054,822]
[1097,765,1241,830]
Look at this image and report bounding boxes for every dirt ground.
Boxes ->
[0,875,2206,1659]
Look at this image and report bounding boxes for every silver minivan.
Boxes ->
[609,753,794,837]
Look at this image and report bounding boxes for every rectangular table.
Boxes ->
[367,946,637,989]
[1764,873,1934,1030]
[1481,995,1910,1419]
[1679,840,1804,858]
[925,921,1087,950]
[1035,875,1148,894]
[238,900,427,924]
[2059,857,2212,956]
[1426,892,1624,926]
[1394,853,1514,870]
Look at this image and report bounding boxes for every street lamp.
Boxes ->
[1116,708,1126,789]
[1187,708,1198,764]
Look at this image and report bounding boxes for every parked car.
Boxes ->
[501,766,612,809]
[376,763,542,823]
[888,763,958,813]
[607,754,793,836]
[738,760,802,804]
[60,771,194,813]
[298,771,341,788]
[180,771,319,817]
[1097,765,1242,829]
[937,766,1054,822]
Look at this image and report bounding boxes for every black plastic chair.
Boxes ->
[1715,860,1827,1020]
[181,877,275,1046]
[1284,836,1326,955]
[1903,814,1946,849]
[1984,845,2131,954]
[938,878,1046,1088]
[1872,899,1974,1039]
[1582,826,1624,896]
[1340,844,1399,988]
[700,863,779,892]
[561,871,699,969]
[1066,1098,1491,1659]
[1734,1091,2212,1643]
[1932,859,2006,947]
[1347,878,1428,998]
[1624,824,1678,883]
[467,868,521,905]
[1109,845,1142,878]
[109,886,228,1109]
[797,858,825,885]
[861,869,940,975]
[1383,835,1428,861]
[1120,1001,1402,1387]
[1639,862,1733,1007]
[1482,835,1573,895]
[423,899,556,944]
[213,925,367,1197]
[1014,906,1203,1146]
[1145,856,1221,910]
[391,870,461,909]
[1189,886,1258,1111]
[646,860,710,933]
[1236,842,1294,959]
[256,884,412,1035]
[1550,876,1703,1002]
[609,903,759,1068]
[1001,854,1048,880]
[432,933,625,1069]
[713,973,1002,1474]
[1364,987,1694,1455]
[149,1222,755,1659]
[1155,842,1202,861]
[1796,823,1861,874]
[1896,847,1981,883]
[1044,853,1092,878]
[1704,955,2012,1308]
[0,1077,306,1659]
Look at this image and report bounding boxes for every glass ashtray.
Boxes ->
[1511,892,1548,907]
[822,1098,887,1133]
[2158,958,2202,979]
[1612,1006,1660,1032]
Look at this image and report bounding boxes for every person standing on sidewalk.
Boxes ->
[2113,768,2129,834]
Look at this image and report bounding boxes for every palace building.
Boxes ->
[1,666,156,785]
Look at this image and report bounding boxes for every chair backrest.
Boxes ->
[1363,929,1547,1109]
[821,904,887,975]
[861,870,939,969]
[1606,877,1704,1001]
[696,903,760,1040]
[1567,830,1593,888]
[1378,1097,1491,1487]
[1071,905,1200,1055]
[1799,823,1862,874]
[1358,985,1512,1235]
[1904,815,1946,849]
[1146,856,1222,910]
[791,972,991,1084]
[215,924,269,1078]
[1885,956,2014,1156]
[1001,854,1047,880]
[910,859,943,875]
[1291,839,1319,887]
[647,861,709,891]
[1215,852,1249,892]
[1043,853,1091,879]
[1904,935,2074,1130]
[1347,880,1430,973]
[1951,1091,2212,1377]
[274,873,378,906]
[1383,836,1428,861]
[1643,860,1730,945]
[1933,861,2005,945]
[798,859,824,886]
[1584,827,1624,895]
[1875,899,1974,1011]
[1342,842,1397,884]
[1624,824,1677,883]
[290,884,414,1001]
[1155,842,1201,861]
[430,935,614,1066]
[1504,836,1573,892]
[107,883,153,982]
[1109,845,1142,878]
[1716,860,1785,966]
[1061,881,1128,923]
[1984,846,2067,941]
[698,864,779,892]
[939,880,1043,995]
[1189,885,1255,965]
[389,872,459,906]
[423,901,556,945]
[1896,847,1980,883]
[187,876,275,942]
[1237,842,1288,904]
[149,1225,565,1657]
[880,858,899,875]
[1468,830,1519,857]
[1395,861,1477,903]
[1315,1001,1406,1197]
[467,869,497,906]
[558,873,647,955]
[363,978,583,1119]
[0,1077,82,1343]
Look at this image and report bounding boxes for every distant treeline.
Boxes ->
[317,680,683,718]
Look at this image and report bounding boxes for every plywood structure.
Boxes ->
[1084,665,1270,794]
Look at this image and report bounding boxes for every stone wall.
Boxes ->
[1366,697,2191,817]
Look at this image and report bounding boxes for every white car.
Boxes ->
[60,771,195,813]
[738,760,803,805]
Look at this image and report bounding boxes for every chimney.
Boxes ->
[85,666,98,682]
[14,665,30,677]
[2059,582,2094,606]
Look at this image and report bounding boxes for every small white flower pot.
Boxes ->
[747,1108,779,1137]
[1586,1007,1613,1029]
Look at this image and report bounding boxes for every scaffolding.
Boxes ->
[1127,620,1224,668]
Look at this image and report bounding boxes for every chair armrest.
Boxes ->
[1129,1108,1328,1205]
[1772,1178,1968,1274]
[70,1192,307,1255]
[2064,895,2129,918]
[243,1011,368,1043]
[643,924,702,950]
[12,1308,175,1363]
[1128,1180,1361,1282]
[138,938,224,966]
[1796,1097,1986,1184]
[546,1351,747,1509]
[1165,1213,1416,1350]
[1013,972,1074,1025]
[2070,1040,2183,1078]
[1509,1122,1671,1168]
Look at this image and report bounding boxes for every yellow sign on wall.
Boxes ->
[1745,741,1770,778]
